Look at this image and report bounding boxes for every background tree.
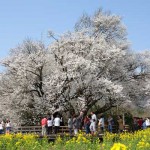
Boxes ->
[0,40,52,125]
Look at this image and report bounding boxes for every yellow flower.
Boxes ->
[111,143,127,150]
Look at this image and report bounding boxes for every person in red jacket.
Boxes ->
[137,118,143,129]
[84,115,91,134]
[41,117,47,136]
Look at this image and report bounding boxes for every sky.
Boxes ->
[0,0,150,60]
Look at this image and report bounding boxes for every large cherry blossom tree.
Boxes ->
[0,9,149,125]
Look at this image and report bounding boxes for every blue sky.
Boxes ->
[0,0,150,60]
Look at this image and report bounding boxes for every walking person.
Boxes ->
[41,116,47,136]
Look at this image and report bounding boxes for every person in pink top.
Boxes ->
[41,117,47,136]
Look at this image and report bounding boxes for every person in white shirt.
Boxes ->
[90,119,96,135]
[47,117,53,134]
[6,120,11,134]
[91,112,97,131]
[91,112,97,122]
[145,118,150,128]
[53,115,62,134]
[0,121,4,134]
[98,115,105,133]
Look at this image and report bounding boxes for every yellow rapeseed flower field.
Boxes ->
[0,128,149,150]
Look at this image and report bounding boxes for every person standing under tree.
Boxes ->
[117,116,124,133]
[91,112,97,132]
[84,115,91,134]
[53,115,62,134]
[98,115,105,133]
[73,114,78,135]
[41,116,47,136]
[145,118,150,128]
[108,115,114,133]
[0,121,4,134]
[77,111,84,130]
[6,120,11,134]
[68,116,73,135]
[91,112,97,122]
[47,117,53,135]
[90,119,96,135]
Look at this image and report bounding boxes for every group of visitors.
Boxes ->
[133,117,150,130]
[40,111,150,136]
[40,111,124,136]
[70,113,123,135]
[0,120,11,134]
[41,115,62,136]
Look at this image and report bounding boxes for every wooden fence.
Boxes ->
[14,125,129,134]
[15,126,68,134]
